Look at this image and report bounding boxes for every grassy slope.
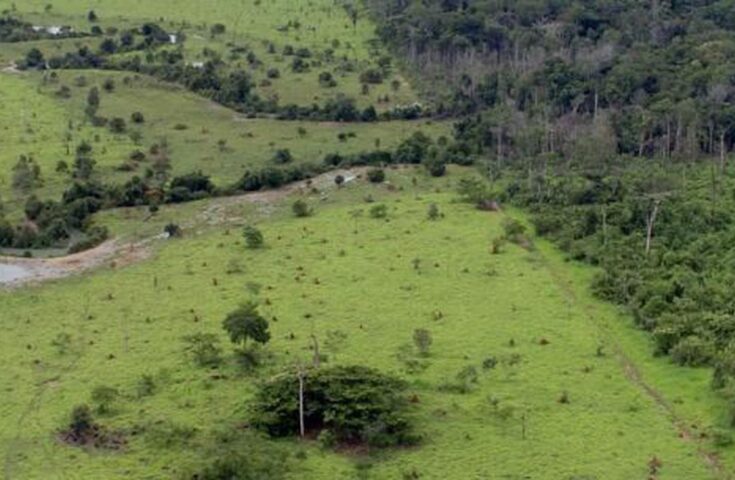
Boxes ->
[0,168,726,479]
[2,0,418,109]
[0,69,448,218]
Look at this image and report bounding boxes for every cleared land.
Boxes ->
[0,69,448,218]
[0,167,731,479]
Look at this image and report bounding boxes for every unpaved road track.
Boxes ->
[0,168,368,289]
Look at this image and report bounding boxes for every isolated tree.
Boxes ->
[243,225,264,249]
[334,174,345,187]
[131,111,145,124]
[222,302,271,349]
[87,10,98,22]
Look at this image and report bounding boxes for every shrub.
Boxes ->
[272,149,293,164]
[359,68,383,84]
[109,117,126,133]
[91,385,119,414]
[164,223,181,238]
[292,199,311,217]
[413,329,432,356]
[318,71,337,88]
[367,168,385,183]
[670,336,714,367]
[424,157,446,177]
[131,111,145,123]
[69,404,94,437]
[427,203,440,220]
[183,333,223,368]
[185,432,290,480]
[370,204,388,219]
[251,365,418,448]
[243,225,264,249]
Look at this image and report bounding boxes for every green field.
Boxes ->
[1,0,419,109]
[0,167,731,479]
[0,68,447,218]
[2,1,735,479]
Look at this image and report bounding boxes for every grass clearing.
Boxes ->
[0,69,448,219]
[0,168,727,479]
[3,0,419,109]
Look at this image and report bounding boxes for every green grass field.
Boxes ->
[2,2,735,479]
[1,0,419,109]
[0,69,447,219]
[0,167,730,479]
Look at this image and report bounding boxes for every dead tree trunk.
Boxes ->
[297,365,305,439]
[645,200,661,256]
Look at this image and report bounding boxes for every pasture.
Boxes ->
[0,167,729,479]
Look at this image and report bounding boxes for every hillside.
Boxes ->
[2,1,735,479]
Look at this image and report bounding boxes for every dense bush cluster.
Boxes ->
[251,365,418,448]
[504,162,735,388]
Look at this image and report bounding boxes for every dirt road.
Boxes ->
[0,167,369,289]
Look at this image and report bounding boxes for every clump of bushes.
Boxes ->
[251,365,418,448]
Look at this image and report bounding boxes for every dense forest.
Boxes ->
[367,0,735,162]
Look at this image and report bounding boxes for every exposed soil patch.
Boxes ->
[0,168,372,289]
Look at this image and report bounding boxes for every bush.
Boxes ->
[251,365,418,447]
[370,204,388,219]
[91,385,119,414]
[413,329,432,355]
[424,157,446,177]
[131,111,145,123]
[164,223,181,238]
[670,336,714,367]
[184,432,290,480]
[292,199,311,218]
[183,333,223,368]
[427,203,440,220]
[243,225,264,249]
[367,168,385,183]
[109,117,126,133]
[359,68,383,84]
[272,149,293,164]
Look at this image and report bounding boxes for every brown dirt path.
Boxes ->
[0,167,370,289]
